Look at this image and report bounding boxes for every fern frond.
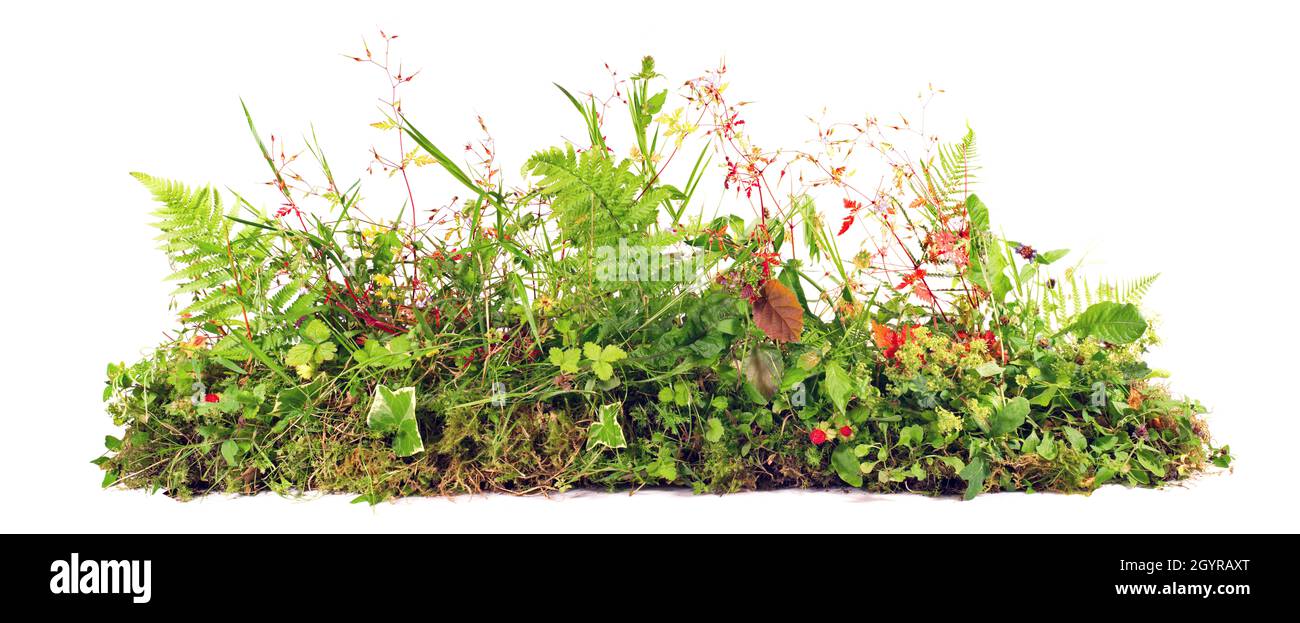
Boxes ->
[524,145,674,249]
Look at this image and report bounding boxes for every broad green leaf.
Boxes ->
[1021,430,1041,455]
[1036,248,1069,265]
[1063,426,1087,452]
[220,439,241,466]
[1071,302,1147,344]
[989,397,1030,436]
[1037,433,1058,460]
[822,361,852,415]
[832,443,864,487]
[975,361,1004,377]
[586,402,627,450]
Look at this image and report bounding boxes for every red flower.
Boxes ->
[839,426,853,438]
[871,320,919,361]
[809,429,828,446]
[204,393,220,403]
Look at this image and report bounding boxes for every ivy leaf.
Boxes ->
[959,455,990,500]
[831,444,864,487]
[366,385,424,457]
[1071,302,1147,344]
[989,397,1030,436]
[586,402,628,450]
[822,361,852,414]
[751,279,803,343]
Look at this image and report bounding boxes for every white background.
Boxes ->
[2,0,1297,533]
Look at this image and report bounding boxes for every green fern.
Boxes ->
[133,172,286,328]
[523,145,679,248]
[918,125,979,208]
[1049,268,1160,327]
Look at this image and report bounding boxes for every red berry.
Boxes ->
[839,426,853,438]
[204,393,220,403]
[809,429,828,445]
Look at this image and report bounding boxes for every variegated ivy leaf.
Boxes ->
[366,385,424,457]
[586,402,627,450]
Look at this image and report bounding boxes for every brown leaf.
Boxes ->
[752,279,803,343]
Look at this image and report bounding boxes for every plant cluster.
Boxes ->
[98,39,1229,502]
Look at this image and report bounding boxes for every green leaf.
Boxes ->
[975,361,1004,377]
[1021,431,1041,455]
[965,194,989,236]
[104,435,122,452]
[285,343,315,367]
[1036,248,1069,265]
[898,425,924,449]
[220,439,242,466]
[586,402,628,450]
[591,360,614,381]
[832,444,864,487]
[365,385,423,457]
[989,397,1030,436]
[822,361,852,415]
[1036,433,1058,460]
[1063,426,1087,452]
[1071,302,1147,344]
[959,455,989,500]
[302,318,331,344]
[704,417,725,443]
[658,386,674,403]
[549,347,581,374]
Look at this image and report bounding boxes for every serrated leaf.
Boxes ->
[1072,302,1147,344]
[302,318,331,344]
[704,417,724,443]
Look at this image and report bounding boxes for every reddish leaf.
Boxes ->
[838,214,854,236]
[752,279,803,343]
